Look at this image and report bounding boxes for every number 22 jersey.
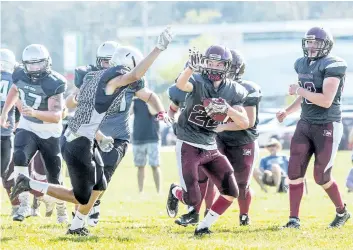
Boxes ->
[176,74,248,147]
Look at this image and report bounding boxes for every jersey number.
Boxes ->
[119,92,127,112]
[188,104,219,128]
[298,81,316,105]
[18,89,42,109]
[0,80,10,102]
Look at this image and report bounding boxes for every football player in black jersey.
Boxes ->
[276,27,350,229]
[1,44,68,222]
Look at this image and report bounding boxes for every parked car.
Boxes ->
[257,112,300,148]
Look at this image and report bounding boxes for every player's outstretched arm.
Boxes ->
[176,48,201,93]
[107,27,173,92]
[23,93,64,123]
[176,67,194,92]
[0,85,19,128]
[136,88,165,113]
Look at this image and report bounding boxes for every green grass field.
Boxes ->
[1,149,353,250]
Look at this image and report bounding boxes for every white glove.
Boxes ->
[156,26,174,51]
[187,47,202,71]
[97,136,114,152]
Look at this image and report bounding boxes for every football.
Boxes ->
[202,98,232,123]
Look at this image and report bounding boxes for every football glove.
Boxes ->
[156,26,174,51]
[97,135,114,152]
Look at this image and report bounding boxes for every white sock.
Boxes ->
[14,166,29,180]
[172,186,182,197]
[70,211,87,230]
[197,209,220,230]
[29,180,49,194]
[188,206,195,213]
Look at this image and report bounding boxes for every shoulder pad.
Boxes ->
[230,81,248,105]
[241,80,262,107]
[74,65,97,88]
[42,71,67,97]
[12,67,28,83]
[99,66,127,85]
[322,56,347,68]
[168,84,187,106]
[294,57,304,73]
[321,56,347,78]
[240,80,261,94]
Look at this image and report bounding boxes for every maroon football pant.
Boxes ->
[288,119,343,185]
[175,140,238,207]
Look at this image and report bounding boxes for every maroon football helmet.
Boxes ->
[302,27,334,60]
[201,45,232,82]
[228,49,245,81]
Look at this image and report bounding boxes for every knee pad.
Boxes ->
[13,149,29,166]
[198,176,208,184]
[314,166,332,185]
[183,191,201,207]
[238,184,249,200]
[220,171,239,198]
[103,166,114,184]
[73,187,91,205]
[287,165,305,181]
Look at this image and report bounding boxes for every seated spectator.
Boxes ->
[253,138,289,193]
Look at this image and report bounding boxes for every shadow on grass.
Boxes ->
[218,225,282,234]
[51,235,140,243]
[0,237,13,243]
[50,235,100,243]
[39,224,66,229]
[171,225,282,236]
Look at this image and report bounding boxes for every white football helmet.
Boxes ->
[110,46,143,70]
[0,48,17,73]
[22,44,51,79]
[96,41,120,69]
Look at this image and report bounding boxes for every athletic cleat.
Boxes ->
[281,217,300,229]
[239,214,250,226]
[56,202,69,224]
[66,227,90,236]
[175,210,199,227]
[166,183,179,218]
[328,206,350,228]
[194,227,212,237]
[87,200,101,227]
[10,174,31,201]
[11,205,20,216]
[13,192,31,222]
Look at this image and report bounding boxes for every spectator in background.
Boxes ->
[253,138,289,193]
[346,128,353,192]
[131,97,162,194]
